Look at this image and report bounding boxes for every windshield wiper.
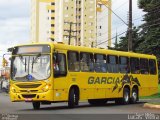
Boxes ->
[33,53,41,63]
[18,54,25,65]
[31,53,41,73]
[18,54,27,72]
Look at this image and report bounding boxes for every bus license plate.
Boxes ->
[25,98,33,102]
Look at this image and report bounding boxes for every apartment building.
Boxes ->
[31,0,111,48]
[31,0,96,47]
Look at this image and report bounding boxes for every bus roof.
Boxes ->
[53,43,156,59]
[13,42,157,59]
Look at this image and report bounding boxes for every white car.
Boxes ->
[1,79,9,93]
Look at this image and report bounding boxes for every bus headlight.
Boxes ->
[11,86,16,93]
[42,84,50,92]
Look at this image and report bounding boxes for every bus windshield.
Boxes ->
[11,54,50,81]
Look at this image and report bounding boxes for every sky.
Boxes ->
[112,0,144,36]
[0,0,30,52]
[0,0,144,52]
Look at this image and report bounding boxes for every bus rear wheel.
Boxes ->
[122,88,130,104]
[32,102,40,110]
[130,88,138,104]
[68,88,79,108]
[115,88,130,105]
[88,99,107,106]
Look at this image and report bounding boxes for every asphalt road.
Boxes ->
[0,93,160,120]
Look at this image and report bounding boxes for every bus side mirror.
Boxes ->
[53,51,59,63]
[8,47,13,52]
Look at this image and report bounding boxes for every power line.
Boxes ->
[99,0,128,26]
[141,22,160,29]
[133,16,143,21]
[112,0,118,5]
[97,20,160,48]
[96,31,127,47]
[97,7,108,21]
[96,22,160,48]
[114,0,128,11]
[98,0,128,20]
[64,22,77,45]
[97,24,126,38]
[132,9,160,22]
[138,18,160,29]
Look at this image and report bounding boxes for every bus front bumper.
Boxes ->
[10,90,54,102]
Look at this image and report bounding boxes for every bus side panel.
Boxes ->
[77,72,95,100]
[94,73,123,99]
[78,73,123,100]
[137,74,158,97]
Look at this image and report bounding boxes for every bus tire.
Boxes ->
[68,88,78,108]
[122,88,130,105]
[130,88,138,104]
[32,102,40,110]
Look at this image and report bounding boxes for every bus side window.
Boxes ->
[119,56,130,73]
[107,55,119,73]
[149,59,157,75]
[89,54,94,72]
[80,52,94,72]
[130,57,140,74]
[67,51,80,72]
[140,58,149,74]
[53,53,67,77]
[95,54,107,72]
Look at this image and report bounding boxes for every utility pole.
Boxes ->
[108,0,112,48]
[128,0,132,51]
[64,22,77,45]
[35,0,39,43]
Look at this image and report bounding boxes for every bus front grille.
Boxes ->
[22,94,36,98]
[16,84,41,88]
[20,90,38,92]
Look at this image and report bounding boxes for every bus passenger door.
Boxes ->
[53,50,68,101]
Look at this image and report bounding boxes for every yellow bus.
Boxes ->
[9,43,158,109]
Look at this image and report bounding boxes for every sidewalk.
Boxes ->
[144,103,160,109]
[142,98,160,109]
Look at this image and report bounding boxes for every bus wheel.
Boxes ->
[68,88,79,108]
[122,88,130,105]
[32,102,40,110]
[130,88,138,104]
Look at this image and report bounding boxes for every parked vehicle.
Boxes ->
[1,79,9,93]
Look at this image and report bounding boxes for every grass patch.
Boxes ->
[140,84,160,99]
[150,102,160,105]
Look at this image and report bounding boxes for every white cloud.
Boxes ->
[112,0,144,45]
[0,0,30,10]
[0,0,145,50]
[0,0,30,52]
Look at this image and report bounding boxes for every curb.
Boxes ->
[143,103,160,109]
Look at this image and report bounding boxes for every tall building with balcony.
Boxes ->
[31,0,111,48]
[31,0,51,43]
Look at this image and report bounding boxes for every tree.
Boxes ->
[113,26,140,52]
[114,0,160,60]
[137,0,160,60]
